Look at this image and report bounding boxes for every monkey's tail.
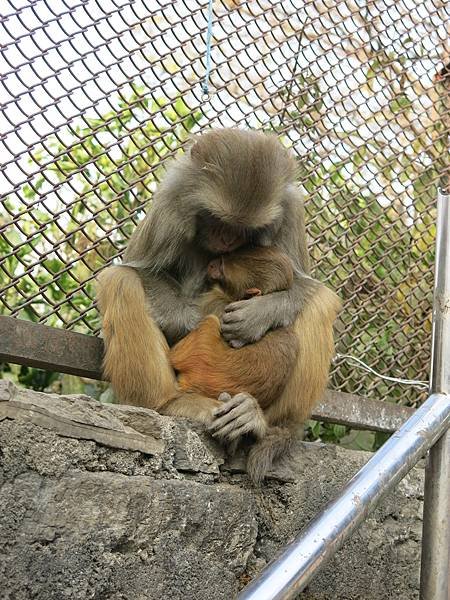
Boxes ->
[96,265,177,409]
[246,426,295,485]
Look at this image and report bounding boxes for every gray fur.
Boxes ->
[120,128,313,347]
[247,426,294,485]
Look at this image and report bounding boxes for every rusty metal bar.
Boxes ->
[419,190,450,600]
[0,315,103,379]
[315,390,414,433]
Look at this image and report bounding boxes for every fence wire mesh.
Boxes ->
[1,0,449,406]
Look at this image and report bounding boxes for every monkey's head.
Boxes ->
[207,247,294,300]
[185,129,296,254]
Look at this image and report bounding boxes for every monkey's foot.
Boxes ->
[161,393,222,425]
[208,392,267,444]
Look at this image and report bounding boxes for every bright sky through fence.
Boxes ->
[1,0,448,203]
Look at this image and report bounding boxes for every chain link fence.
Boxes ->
[1,0,449,407]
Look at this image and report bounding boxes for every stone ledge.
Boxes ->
[0,383,423,600]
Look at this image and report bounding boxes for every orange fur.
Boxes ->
[169,248,341,484]
[171,315,299,410]
[97,265,177,409]
[170,247,299,410]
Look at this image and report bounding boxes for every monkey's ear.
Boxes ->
[244,288,262,299]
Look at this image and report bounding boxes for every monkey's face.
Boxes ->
[206,254,250,299]
[206,253,250,298]
[196,211,252,254]
[209,247,294,299]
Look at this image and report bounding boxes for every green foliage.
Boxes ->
[0,88,202,330]
[0,362,57,392]
[305,419,392,451]
[0,86,203,393]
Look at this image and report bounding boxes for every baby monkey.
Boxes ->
[171,247,299,412]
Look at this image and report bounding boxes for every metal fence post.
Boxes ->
[419,189,450,600]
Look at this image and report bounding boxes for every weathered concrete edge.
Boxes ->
[0,380,163,455]
[0,402,163,455]
[0,379,415,459]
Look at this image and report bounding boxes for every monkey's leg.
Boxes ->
[161,392,222,424]
[97,266,178,409]
[98,266,222,421]
[268,284,341,425]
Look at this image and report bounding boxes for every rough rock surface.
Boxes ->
[0,382,423,599]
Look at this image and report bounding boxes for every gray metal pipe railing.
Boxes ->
[237,393,450,600]
[419,189,450,600]
[237,193,450,600]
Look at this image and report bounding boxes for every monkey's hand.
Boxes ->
[221,295,276,347]
[208,392,267,444]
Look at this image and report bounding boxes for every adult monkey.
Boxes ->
[97,128,341,480]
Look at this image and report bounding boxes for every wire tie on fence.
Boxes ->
[201,0,214,98]
[333,353,429,389]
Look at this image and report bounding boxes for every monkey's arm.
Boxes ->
[221,188,323,345]
[221,275,320,345]
[139,270,202,345]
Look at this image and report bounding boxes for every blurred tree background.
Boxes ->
[0,90,203,395]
